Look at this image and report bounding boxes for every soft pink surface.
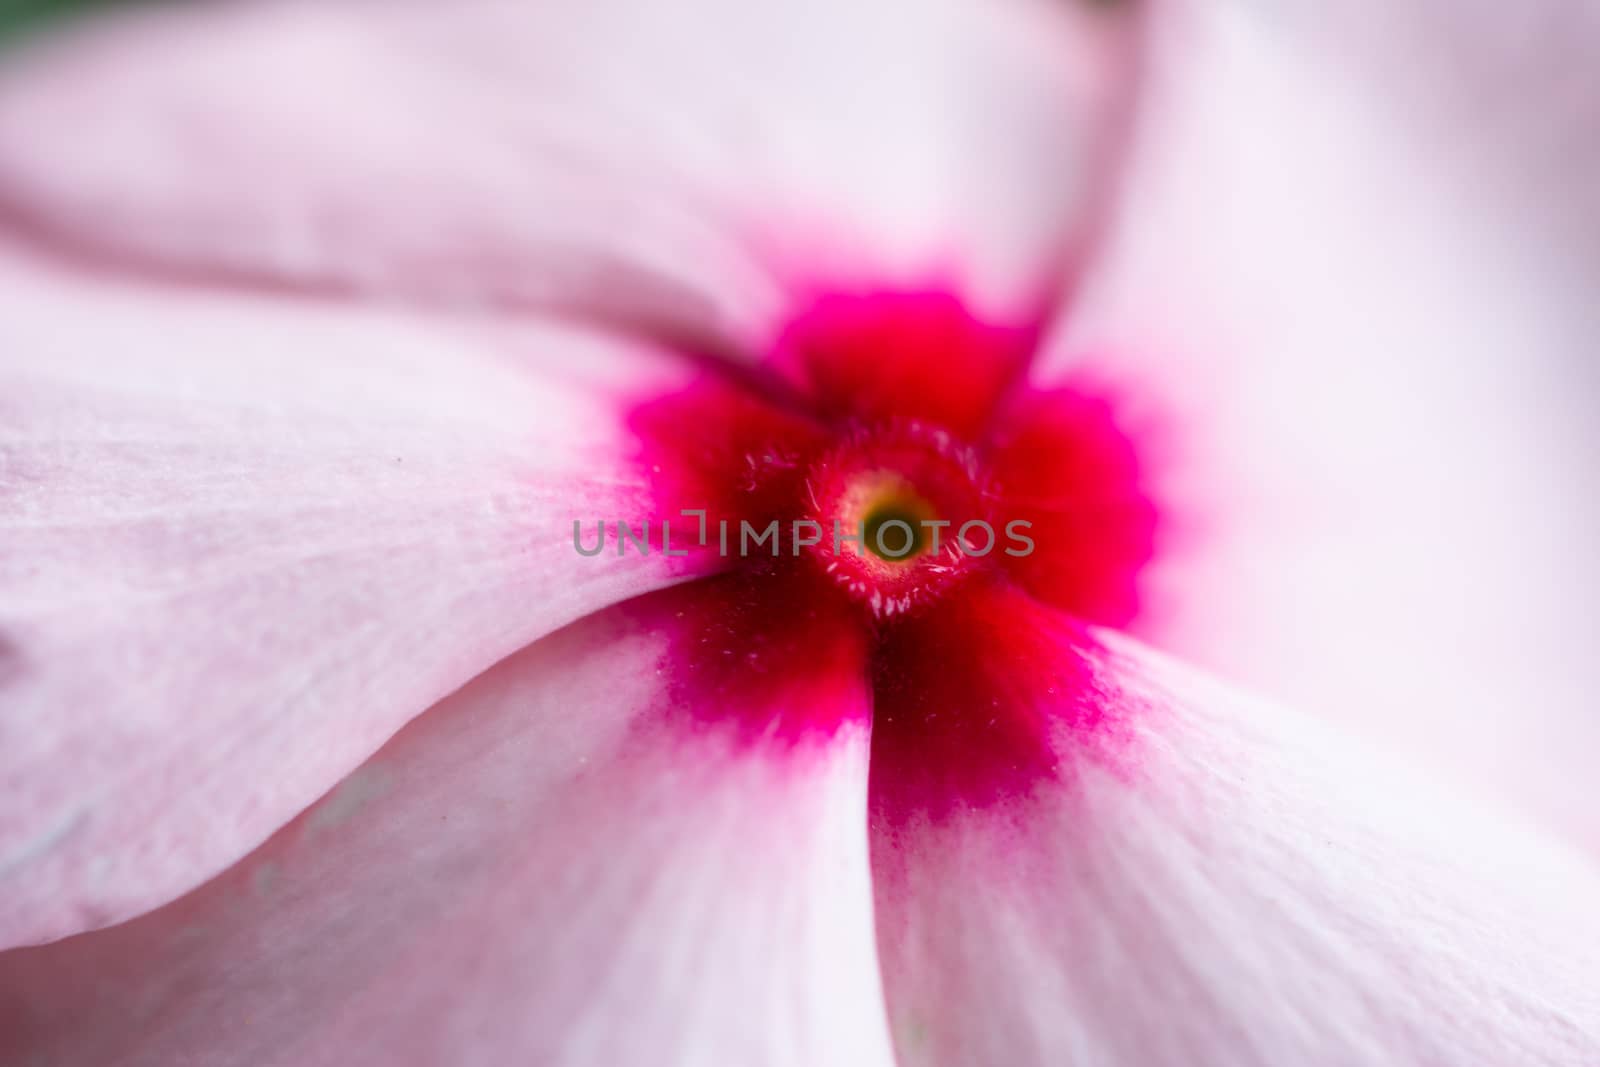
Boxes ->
[0,601,895,1067]
[0,242,709,947]
[0,0,1133,344]
[0,0,1597,1061]
[1049,0,1600,849]
[10,587,1596,1067]
[873,625,1600,1066]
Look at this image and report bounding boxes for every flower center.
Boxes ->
[804,420,990,618]
[861,497,931,561]
[839,473,937,562]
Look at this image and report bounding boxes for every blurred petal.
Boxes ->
[0,582,894,1067]
[872,607,1600,1066]
[987,383,1158,628]
[0,0,1135,343]
[0,240,701,948]
[1050,0,1600,845]
[770,290,1036,442]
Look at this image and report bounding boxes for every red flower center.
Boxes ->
[804,419,993,617]
[624,289,1159,819]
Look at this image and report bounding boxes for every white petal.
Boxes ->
[0,0,1135,341]
[1048,0,1600,847]
[0,584,896,1066]
[874,625,1600,1066]
[0,238,700,947]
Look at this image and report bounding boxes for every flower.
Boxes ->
[1,0,1599,1065]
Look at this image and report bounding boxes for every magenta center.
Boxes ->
[803,419,996,618]
[625,289,1159,818]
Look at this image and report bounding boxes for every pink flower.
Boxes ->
[2,1,1599,1064]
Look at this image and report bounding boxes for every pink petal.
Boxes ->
[872,604,1600,1065]
[987,383,1158,628]
[0,240,702,948]
[0,0,1135,344]
[770,290,1037,442]
[1048,0,1600,846]
[0,584,895,1067]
